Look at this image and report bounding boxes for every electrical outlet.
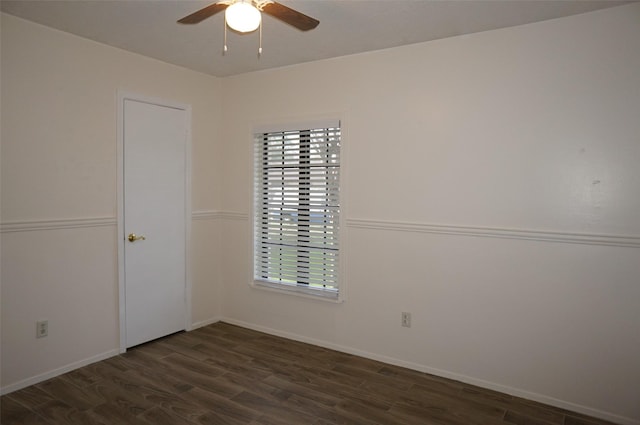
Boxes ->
[36,320,48,338]
[401,312,411,328]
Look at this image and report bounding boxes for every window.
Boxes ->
[254,121,341,299]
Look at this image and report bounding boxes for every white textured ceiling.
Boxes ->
[1,0,632,77]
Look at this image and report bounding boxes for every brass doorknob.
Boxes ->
[128,233,146,242]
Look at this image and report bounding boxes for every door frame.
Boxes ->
[116,90,192,353]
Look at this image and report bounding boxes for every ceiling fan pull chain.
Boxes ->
[258,20,263,57]
[223,23,228,54]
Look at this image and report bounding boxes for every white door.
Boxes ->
[123,98,188,348]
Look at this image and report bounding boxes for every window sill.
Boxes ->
[251,280,343,303]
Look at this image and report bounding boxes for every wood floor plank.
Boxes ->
[158,352,227,377]
[203,355,272,381]
[156,355,246,398]
[120,346,177,375]
[139,405,199,425]
[194,340,254,363]
[459,385,514,408]
[3,385,56,409]
[261,374,342,408]
[333,363,413,391]
[407,379,463,400]
[391,396,508,425]
[215,324,265,344]
[231,390,317,423]
[195,410,250,425]
[62,358,132,390]
[123,355,195,394]
[267,367,395,412]
[504,410,558,425]
[100,354,137,372]
[332,396,397,425]
[1,322,621,425]
[133,384,208,422]
[128,338,177,359]
[248,414,315,425]
[106,368,177,406]
[189,327,244,348]
[222,371,292,403]
[565,415,620,425]
[180,386,261,424]
[246,355,307,379]
[32,399,107,425]
[283,393,372,425]
[80,380,149,417]
[36,376,104,411]
[1,395,52,425]
[87,402,151,425]
[403,383,507,423]
[504,399,565,425]
[155,338,212,362]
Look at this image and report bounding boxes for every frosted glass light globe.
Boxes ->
[225,2,261,33]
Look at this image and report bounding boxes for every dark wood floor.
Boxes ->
[1,322,618,425]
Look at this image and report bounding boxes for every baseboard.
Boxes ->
[220,317,639,425]
[191,316,222,330]
[0,349,120,396]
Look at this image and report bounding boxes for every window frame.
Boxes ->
[252,119,342,301]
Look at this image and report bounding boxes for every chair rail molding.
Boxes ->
[0,217,117,233]
[191,210,220,221]
[217,211,249,221]
[192,210,249,221]
[346,218,640,249]
[1,211,250,232]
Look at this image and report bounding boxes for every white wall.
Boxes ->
[218,4,640,424]
[1,14,222,390]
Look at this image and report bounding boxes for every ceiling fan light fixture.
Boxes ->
[225,1,261,33]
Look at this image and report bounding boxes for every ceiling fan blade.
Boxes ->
[261,2,319,31]
[178,3,228,24]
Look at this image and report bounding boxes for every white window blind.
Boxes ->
[254,124,341,298]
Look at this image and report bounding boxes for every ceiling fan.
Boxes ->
[178,0,319,33]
